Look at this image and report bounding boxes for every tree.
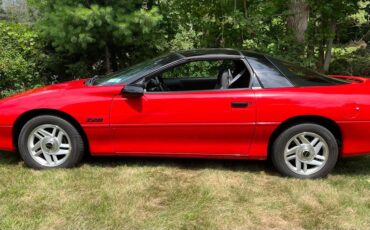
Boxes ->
[308,0,362,72]
[31,0,162,75]
[23,0,369,83]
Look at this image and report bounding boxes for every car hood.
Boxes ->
[0,78,125,126]
[0,79,88,104]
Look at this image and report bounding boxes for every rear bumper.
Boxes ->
[339,121,370,157]
[0,125,15,152]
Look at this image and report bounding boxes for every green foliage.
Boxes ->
[162,60,229,79]
[29,0,370,79]
[30,0,162,77]
[330,48,370,77]
[0,21,45,98]
[158,0,256,49]
[157,0,305,64]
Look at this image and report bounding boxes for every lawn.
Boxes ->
[0,152,369,230]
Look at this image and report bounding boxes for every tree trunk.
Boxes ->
[323,38,333,72]
[306,20,315,63]
[287,0,309,44]
[317,42,325,72]
[104,45,112,73]
[243,0,248,18]
[323,21,336,72]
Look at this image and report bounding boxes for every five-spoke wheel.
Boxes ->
[284,132,329,176]
[272,123,338,178]
[18,115,84,169]
[28,124,72,167]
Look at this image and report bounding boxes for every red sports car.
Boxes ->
[0,49,369,178]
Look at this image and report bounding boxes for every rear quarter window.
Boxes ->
[267,57,349,86]
[246,56,293,88]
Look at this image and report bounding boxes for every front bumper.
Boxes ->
[0,125,15,152]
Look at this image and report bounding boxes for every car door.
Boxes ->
[110,59,256,157]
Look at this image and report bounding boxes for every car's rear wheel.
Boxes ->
[18,115,84,169]
[271,123,338,179]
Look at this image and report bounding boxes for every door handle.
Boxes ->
[231,102,249,108]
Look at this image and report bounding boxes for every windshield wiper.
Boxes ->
[85,75,99,86]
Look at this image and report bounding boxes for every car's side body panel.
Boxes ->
[110,89,256,156]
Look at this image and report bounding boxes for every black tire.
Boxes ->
[18,115,84,169]
[271,123,338,179]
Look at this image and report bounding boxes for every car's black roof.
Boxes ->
[176,48,265,59]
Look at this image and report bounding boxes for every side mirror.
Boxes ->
[121,84,144,97]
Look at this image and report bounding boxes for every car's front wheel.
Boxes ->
[271,123,338,179]
[18,115,84,169]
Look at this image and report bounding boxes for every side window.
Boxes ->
[144,59,251,92]
[161,60,225,79]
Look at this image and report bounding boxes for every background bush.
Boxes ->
[0,21,46,97]
[330,48,370,76]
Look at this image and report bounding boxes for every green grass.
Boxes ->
[0,152,369,230]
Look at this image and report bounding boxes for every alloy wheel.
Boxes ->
[283,132,329,176]
[27,124,72,167]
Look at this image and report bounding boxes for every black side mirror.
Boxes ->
[122,84,144,97]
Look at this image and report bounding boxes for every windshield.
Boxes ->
[268,57,349,87]
[92,53,181,86]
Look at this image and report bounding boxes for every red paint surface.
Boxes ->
[1,76,370,159]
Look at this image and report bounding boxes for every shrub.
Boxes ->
[330,48,370,77]
[0,21,46,98]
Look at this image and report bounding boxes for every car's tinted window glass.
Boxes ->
[94,53,181,85]
[161,60,232,79]
[246,56,292,88]
[145,59,250,92]
[268,57,349,86]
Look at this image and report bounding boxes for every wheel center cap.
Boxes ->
[302,151,311,158]
[41,137,59,153]
[297,144,315,162]
[45,142,54,149]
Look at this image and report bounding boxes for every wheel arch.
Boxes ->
[268,115,342,158]
[13,109,89,153]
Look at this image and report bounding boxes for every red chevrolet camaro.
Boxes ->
[0,49,369,178]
